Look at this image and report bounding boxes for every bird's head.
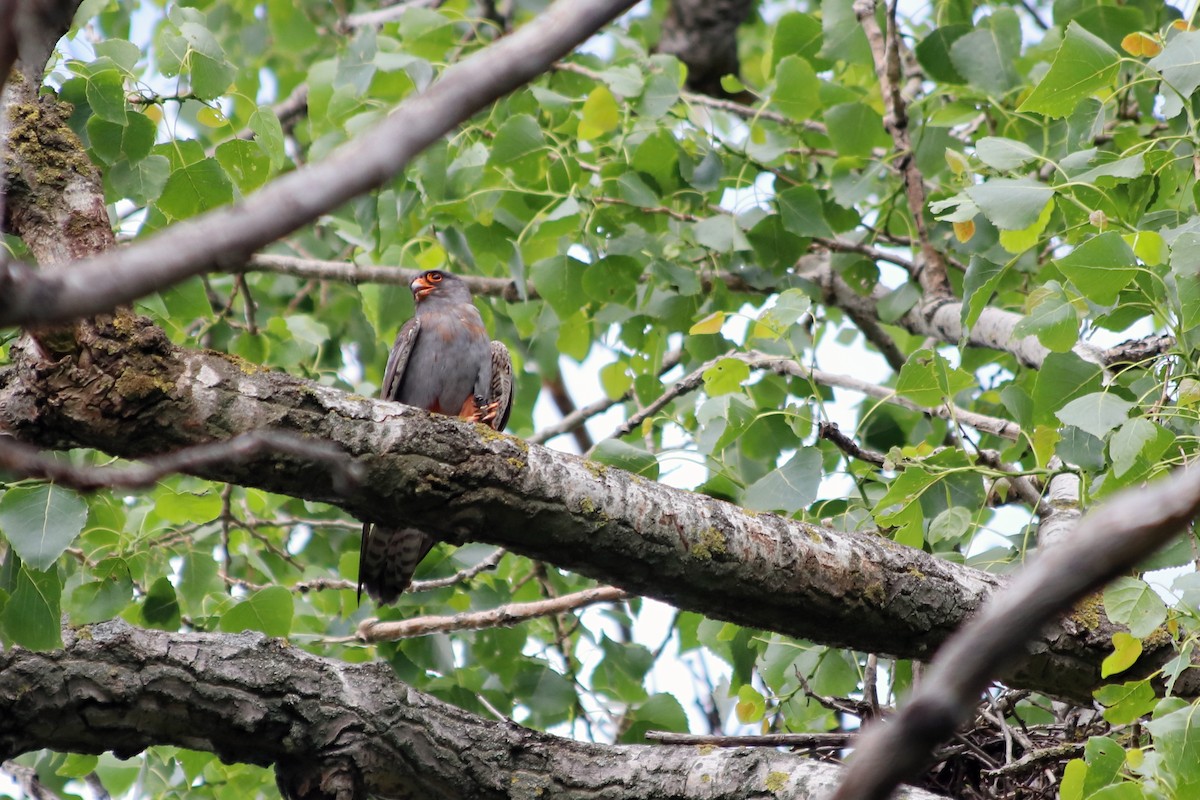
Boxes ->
[410,269,470,304]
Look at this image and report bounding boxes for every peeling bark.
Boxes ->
[0,316,1177,702]
[0,619,948,800]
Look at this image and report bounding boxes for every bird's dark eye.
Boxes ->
[428,271,443,282]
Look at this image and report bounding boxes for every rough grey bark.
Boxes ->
[657,0,754,97]
[0,316,1178,702]
[0,619,948,800]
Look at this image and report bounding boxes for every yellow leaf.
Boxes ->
[998,197,1054,254]
[1171,20,1194,32]
[196,106,227,128]
[952,219,975,243]
[945,148,969,176]
[689,311,726,335]
[1101,631,1142,678]
[142,105,163,125]
[1121,32,1162,57]
[578,86,619,141]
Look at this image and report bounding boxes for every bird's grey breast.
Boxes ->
[397,304,490,413]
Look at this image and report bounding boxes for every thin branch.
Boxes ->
[0,0,642,327]
[287,549,505,595]
[245,253,533,301]
[831,463,1200,800]
[0,431,362,493]
[644,731,855,748]
[601,350,1020,445]
[982,743,1084,779]
[819,421,886,467]
[355,585,628,642]
[530,349,683,446]
[852,0,951,299]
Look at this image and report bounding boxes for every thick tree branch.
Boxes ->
[656,0,754,98]
[0,318,1180,702]
[0,619,946,800]
[833,463,1200,800]
[0,0,641,328]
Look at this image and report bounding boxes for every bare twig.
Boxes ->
[819,421,886,467]
[0,431,362,493]
[530,349,683,446]
[354,585,628,642]
[852,0,950,299]
[600,350,1020,445]
[644,731,855,748]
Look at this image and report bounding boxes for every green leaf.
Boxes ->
[85,67,128,123]
[975,137,1039,170]
[876,282,920,324]
[107,154,170,204]
[1056,232,1137,306]
[215,140,271,192]
[777,185,833,237]
[703,358,751,396]
[490,114,545,165]
[0,563,62,650]
[1146,698,1200,791]
[961,257,1007,329]
[1149,29,1200,119]
[894,349,976,406]
[1060,759,1086,800]
[219,585,294,637]
[637,62,681,119]
[1109,418,1172,478]
[140,576,181,630]
[1095,678,1156,724]
[915,25,970,84]
[592,636,652,703]
[579,86,619,140]
[772,55,821,121]
[530,257,587,320]
[1055,392,1133,439]
[692,215,750,253]
[824,102,888,158]
[0,484,89,571]
[1018,22,1119,117]
[928,506,972,543]
[1101,632,1142,678]
[1012,281,1079,352]
[1104,576,1167,638]
[178,22,236,99]
[57,754,100,780]
[158,158,234,219]
[589,440,660,480]
[620,692,689,743]
[965,180,1054,230]
[742,449,821,514]
[250,106,286,170]
[948,13,1021,94]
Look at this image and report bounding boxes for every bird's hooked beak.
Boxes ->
[411,273,436,301]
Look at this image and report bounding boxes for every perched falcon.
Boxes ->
[359,269,513,604]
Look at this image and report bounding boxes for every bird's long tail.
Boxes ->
[358,524,438,605]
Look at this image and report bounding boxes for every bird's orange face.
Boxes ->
[411,270,445,301]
